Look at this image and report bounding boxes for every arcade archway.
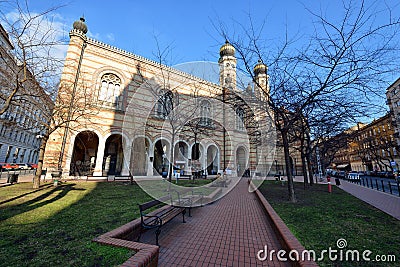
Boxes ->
[70,131,99,176]
[236,146,246,177]
[103,134,123,175]
[206,145,219,175]
[153,139,170,175]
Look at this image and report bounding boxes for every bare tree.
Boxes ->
[0,1,103,188]
[143,41,220,181]
[218,0,400,202]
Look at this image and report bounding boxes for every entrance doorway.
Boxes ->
[103,134,123,175]
[70,131,99,176]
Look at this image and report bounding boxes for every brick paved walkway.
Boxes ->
[140,178,290,266]
[337,180,400,220]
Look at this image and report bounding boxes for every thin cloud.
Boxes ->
[2,11,69,91]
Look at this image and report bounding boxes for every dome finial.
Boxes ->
[219,40,235,57]
[254,59,267,75]
[73,16,88,34]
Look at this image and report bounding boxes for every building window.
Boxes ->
[98,73,124,110]
[20,149,25,162]
[200,100,211,126]
[5,146,12,163]
[236,107,245,131]
[156,90,173,118]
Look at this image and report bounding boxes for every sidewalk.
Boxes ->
[337,179,400,220]
[140,178,290,266]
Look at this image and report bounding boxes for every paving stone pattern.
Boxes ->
[140,178,290,266]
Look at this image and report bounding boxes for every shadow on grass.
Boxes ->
[0,183,84,222]
[0,183,53,205]
[0,182,153,267]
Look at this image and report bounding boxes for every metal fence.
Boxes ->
[345,176,400,197]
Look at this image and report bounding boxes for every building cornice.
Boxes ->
[0,23,14,49]
[386,77,400,92]
[86,37,222,90]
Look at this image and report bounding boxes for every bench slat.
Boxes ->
[138,195,186,246]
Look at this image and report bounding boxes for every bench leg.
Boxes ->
[188,207,192,217]
[182,209,186,223]
[155,227,161,246]
[137,229,142,242]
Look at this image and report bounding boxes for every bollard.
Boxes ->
[381,180,385,192]
[362,178,365,187]
[397,180,400,197]
[370,178,373,189]
[327,176,332,193]
[366,178,369,188]
[375,179,379,191]
[389,182,393,194]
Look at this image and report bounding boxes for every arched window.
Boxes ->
[236,107,245,130]
[98,73,123,110]
[156,90,173,118]
[200,100,211,126]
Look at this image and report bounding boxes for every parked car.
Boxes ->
[385,171,395,179]
[0,163,19,171]
[347,172,360,181]
[16,163,31,170]
[376,171,386,178]
[28,163,38,169]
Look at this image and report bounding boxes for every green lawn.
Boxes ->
[0,181,153,267]
[259,181,400,267]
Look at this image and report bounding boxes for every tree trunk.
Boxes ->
[33,136,48,189]
[306,154,315,185]
[168,133,175,182]
[281,129,296,202]
[299,132,309,189]
[301,152,308,189]
[305,131,314,186]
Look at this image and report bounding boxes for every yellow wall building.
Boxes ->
[43,18,280,179]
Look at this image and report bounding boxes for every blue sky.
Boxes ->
[2,0,400,120]
[20,0,400,66]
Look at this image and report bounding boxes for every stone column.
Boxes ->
[121,143,131,176]
[93,138,105,176]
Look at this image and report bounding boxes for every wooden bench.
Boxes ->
[138,194,186,246]
[171,188,204,216]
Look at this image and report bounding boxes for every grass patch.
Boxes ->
[259,181,400,267]
[0,181,153,267]
[172,178,213,187]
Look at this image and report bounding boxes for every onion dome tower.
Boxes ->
[253,59,269,100]
[219,40,237,89]
[73,17,88,34]
[70,17,88,40]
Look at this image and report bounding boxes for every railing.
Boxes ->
[345,176,400,197]
[0,169,37,181]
